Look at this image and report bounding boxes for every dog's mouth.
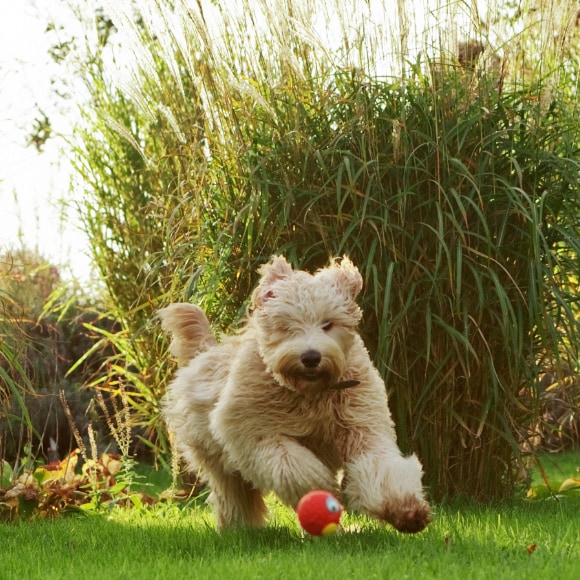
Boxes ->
[279,361,360,394]
[302,371,324,382]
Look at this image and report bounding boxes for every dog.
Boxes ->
[160,255,431,533]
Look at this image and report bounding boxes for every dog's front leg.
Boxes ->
[219,431,339,508]
[342,441,431,533]
[210,356,340,508]
[210,400,337,506]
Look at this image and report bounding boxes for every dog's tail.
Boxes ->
[158,303,217,366]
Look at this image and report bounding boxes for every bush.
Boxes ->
[70,0,580,500]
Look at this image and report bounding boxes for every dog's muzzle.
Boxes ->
[298,349,360,391]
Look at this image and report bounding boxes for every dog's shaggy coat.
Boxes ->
[161,256,431,533]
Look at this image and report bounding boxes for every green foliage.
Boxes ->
[0,246,131,468]
[0,448,157,521]
[70,0,580,500]
[1,248,61,462]
[0,383,171,522]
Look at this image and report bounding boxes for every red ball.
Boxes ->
[296,490,343,536]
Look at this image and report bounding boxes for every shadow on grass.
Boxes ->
[101,505,429,559]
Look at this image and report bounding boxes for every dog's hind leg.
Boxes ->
[204,460,268,530]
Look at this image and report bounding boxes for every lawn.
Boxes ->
[1,451,578,580]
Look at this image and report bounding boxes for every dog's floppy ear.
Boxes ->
[251,255,294,308]
[327,256,363,301]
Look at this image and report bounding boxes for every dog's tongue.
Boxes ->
[332,380,360,390]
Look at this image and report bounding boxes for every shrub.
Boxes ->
[70,0,580,499]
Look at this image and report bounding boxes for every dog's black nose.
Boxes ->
[301,350,321,368]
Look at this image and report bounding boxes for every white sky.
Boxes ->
[0,0,93,283]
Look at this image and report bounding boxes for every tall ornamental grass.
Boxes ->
[70,0,580,499]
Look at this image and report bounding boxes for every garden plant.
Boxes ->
[68,0,580,500]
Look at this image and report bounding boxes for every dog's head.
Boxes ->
[249,255,363,394]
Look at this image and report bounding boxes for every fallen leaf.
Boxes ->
[4,482,39,503]
[35,449,79,485]
[558,478,580,492]
[101,452,122,476]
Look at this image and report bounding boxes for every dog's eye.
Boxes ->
[322,321,333,332]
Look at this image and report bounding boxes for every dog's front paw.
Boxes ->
[380,496,432,534]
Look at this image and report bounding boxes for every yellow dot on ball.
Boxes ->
[321,522,339,536]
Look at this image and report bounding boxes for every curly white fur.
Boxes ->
[160,256,431,533]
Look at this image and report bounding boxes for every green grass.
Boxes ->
[0,501,577,579]
[1,452,579,580]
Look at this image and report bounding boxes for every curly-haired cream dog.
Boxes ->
[160,256,431,533]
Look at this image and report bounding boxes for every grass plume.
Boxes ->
[69,0,580,499]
